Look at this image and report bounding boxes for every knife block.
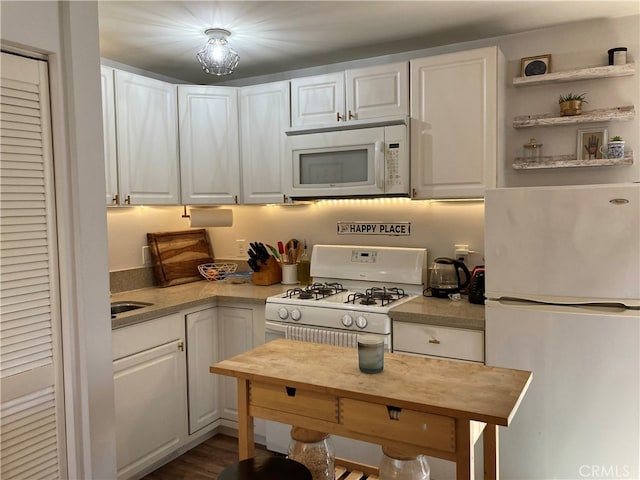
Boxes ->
[252,256,282,286]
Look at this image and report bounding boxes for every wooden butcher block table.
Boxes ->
[210,339,531,480]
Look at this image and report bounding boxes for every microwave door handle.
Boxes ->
[375,141,385,190]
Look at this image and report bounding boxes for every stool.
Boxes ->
[218,456,312,480]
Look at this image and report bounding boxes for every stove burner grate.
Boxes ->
[345,286,407,307]
[284,282,346,301]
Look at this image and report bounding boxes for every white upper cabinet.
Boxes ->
[345,62,409,122]
[291,72,344,127]
[101,66,119,206]
[290,62,408,129]
[178,86,240,205]
[410,47,504,199]
[239,81,290,204]
[114,70,180,205]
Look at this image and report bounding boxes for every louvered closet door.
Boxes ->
[0,52,66,479]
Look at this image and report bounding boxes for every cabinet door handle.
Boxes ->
[125,195,131,205]
[428,338,441,345]
[234,195,238,204]
[336,112,344,122]
[348,110,355,120]
[178,341,184,351]
[112,194,119,204]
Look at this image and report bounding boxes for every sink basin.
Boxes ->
[111,301,153,316]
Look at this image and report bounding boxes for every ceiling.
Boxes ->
[98,1,640,84]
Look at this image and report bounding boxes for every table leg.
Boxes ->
[483,424,499,480]
[237,379,254,459]
[455,419,474,480]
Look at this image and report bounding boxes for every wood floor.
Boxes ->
[142,434,274,480]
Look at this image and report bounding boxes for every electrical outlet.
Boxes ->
[142,246,152,266]
[236,239,247,258]
[454,244,470,264]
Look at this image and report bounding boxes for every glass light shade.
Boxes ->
[196,28,239,76]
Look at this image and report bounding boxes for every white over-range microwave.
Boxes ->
[284,124,409,199]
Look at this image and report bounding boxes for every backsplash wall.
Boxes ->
[107,199,485,272]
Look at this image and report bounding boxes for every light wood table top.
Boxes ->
[210,339,531,427]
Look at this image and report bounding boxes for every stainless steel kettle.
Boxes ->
[429,257,471,298]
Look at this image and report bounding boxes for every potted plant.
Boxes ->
[605,135,625,159]
[559,92,587,116]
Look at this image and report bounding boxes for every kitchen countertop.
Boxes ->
[111,280,485,330]
[390,296,485,331]
[110,280,289,329]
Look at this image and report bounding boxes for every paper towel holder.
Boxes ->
[185,206,234,228]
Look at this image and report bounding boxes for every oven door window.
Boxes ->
[295,146,374,187]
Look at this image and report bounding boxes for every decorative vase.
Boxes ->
[600,140,625,159]
[560,99,583,116]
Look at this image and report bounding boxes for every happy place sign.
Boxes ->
[337,221,411,236]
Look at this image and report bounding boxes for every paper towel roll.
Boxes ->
[189,208,233,227]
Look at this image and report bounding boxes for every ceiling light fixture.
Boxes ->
[196,28,239,76]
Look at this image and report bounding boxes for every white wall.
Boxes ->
[107,15,639,274]
[1,2,116,478]
[108,200,485,271]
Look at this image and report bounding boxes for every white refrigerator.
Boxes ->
[485,183,640,480]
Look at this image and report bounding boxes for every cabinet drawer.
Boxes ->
[393,322,484,363]
[250,381,338,423]
[112,313,183,360]
[340,398,455,453]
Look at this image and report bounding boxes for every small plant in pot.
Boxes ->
[605,135,625,159]
[559,92,587,116]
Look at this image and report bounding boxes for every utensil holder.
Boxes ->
[252,256,282,285]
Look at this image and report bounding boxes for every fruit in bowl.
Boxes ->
[205,268,219,280]
[198,263,237,281]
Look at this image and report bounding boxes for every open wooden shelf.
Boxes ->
[513,150,634,170]
[513,62,635,87]
[513,105,635,128]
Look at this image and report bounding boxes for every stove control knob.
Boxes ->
[278,307,289,320]
[291,309,302,321]
[341,314,353,327]
[355,316,368,329]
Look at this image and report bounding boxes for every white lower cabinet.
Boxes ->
[393,322,484,363]
[186,307,220,434]
[217,306,253,423]
[113,304,263,479]
[112,314,187,480]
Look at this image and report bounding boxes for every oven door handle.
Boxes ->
[265,321,288,336]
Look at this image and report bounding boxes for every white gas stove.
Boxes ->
[265,245,427,344]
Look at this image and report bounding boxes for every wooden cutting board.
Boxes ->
[147,229,214,287]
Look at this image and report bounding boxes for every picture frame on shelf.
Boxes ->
[520,54,552,77]
[577,127,608,161]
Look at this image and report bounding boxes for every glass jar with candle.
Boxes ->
[523,138,543,161]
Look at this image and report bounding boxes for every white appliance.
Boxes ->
[285,124,409,199]
[264,244,427,465]
[485,184,640,479]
